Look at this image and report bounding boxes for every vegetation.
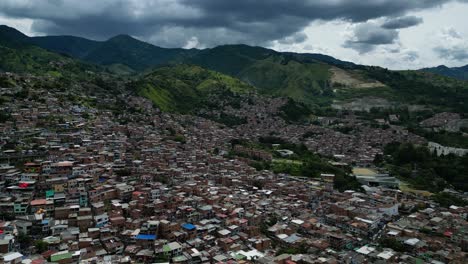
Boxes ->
[164,134,186,144]
[279,99,312,122]
[421,64,468,81]
[17,233,32,249]
[207,113,247,127]
[0,43,100,79]
[0,111,12,123]
[379,237,405,252]
[34,240,49,253]
[334,174,364,192]
[384,142,468,192]
[432,192,468,207]
[131,64,254,113]
[231,137,362,191]
[0,75,16,87]
[0,211,15,221]
[3,25,468,117]
[276,244,309,256]
[237,56,331,103]
[361,66,468,113]
[259,214,279,235]
[409,129,468,149]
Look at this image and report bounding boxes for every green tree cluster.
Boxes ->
[384,142,468,192]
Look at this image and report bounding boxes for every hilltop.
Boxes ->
[421,64,468,80]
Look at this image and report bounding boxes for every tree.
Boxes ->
[432,192,468,207]
[17,233,32,249]
[379,237,405,252]
[0,212,15,221]
[373,154,384,166]
[34,240,49,253]
[0,111,12,123]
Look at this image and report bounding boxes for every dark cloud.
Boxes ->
[277,32,308,45]
[382,16,424,29]
[343,15,424,54]
[0,0,464,47]
[343,23,399,53]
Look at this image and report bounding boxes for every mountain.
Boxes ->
[0,25,357,105]
[0,26,196,71]
[29,35,99,58]
[77,35,197,71]
[29,33,198,71]
[421,64,468,80]
[184,45,332,104]
[0,25,353,73]
[1,25,467,114]
[0,25,29,46]
[0,35,99,77]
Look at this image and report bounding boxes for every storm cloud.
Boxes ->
[0,0,465,48]
[343,23,399,53]
[382,16,424,29]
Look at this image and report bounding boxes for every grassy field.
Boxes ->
[399,182,433,197]
[272,159,303,165]
[352,167,378,176]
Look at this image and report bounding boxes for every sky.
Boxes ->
[0,0,467,70]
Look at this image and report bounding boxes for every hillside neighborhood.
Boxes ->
[1,72,467,264]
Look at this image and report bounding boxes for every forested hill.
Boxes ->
[1,24,468,114]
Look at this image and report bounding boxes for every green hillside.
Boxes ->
[362,67,468,112]
[2,25,467,114]
[131,65,254,113]
[185,45,334,105]
[0,42,100,79]
[238,56,331,101]
[186,44,275,76]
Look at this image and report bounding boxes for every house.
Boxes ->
[1,252,23,264]
[163,242,183,257]
[0,234,15,253]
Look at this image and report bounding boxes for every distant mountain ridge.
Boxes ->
[0,24,358,105]
[1,24,467,114]
[421,64,468,80]
[0,25,355,71]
